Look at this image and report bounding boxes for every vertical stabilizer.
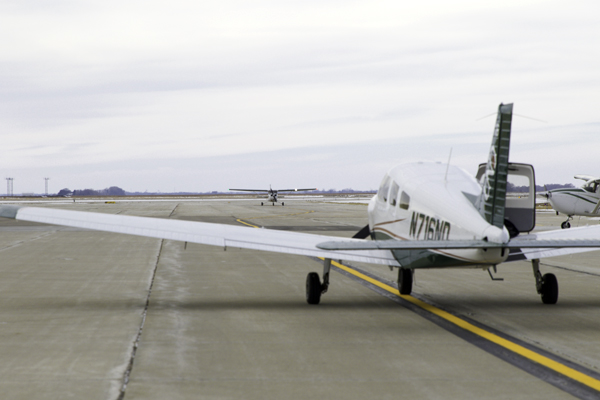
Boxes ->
[478,103,513,228]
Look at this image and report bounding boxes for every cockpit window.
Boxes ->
[399,191,410,210]
[389,181,399,206]
[583,182,598,193]
[378,175,391,202]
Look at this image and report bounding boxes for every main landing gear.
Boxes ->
[532,259,558,304]
[306,258,331,304]
[398,268,413,295]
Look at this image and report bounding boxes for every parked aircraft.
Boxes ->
[2,103,600,305]
[542,176,600,228]
[229,186,317,206]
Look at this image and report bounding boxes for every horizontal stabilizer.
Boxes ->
[317,238,600,251]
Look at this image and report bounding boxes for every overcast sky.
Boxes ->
[1,0,599,194]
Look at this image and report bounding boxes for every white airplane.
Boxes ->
[2,103,600,306]
[229,186,317,206]
[543,176,600,228]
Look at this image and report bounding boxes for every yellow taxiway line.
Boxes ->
[238,217,600,392]
[332,259,600,392]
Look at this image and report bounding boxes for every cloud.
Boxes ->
[1,0,599,193]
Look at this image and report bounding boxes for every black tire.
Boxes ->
[561,221,570,229]
[261,202,263,206]
[504,219,519,238]
[540,273,558,304]
[306,272,322,304]
[398,268,413,295]
[282,202,284,206]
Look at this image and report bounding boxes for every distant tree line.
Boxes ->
[56,186,126,196]
[507,183,575,193]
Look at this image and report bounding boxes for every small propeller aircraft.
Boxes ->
[2,103,600,305]
[542,176,600,228]
[229,186,317,206]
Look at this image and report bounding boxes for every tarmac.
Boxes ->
[0,197,599,399]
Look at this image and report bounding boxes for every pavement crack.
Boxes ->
[168,204,180,218]
[0,230,57,253]
[116,238,164,400]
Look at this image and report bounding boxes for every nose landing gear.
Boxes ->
[561,216,572,229]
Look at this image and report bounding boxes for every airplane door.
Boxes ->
[477,162,536,234]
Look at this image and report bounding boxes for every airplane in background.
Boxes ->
[229,186,317,206]
[542,176,600,228]
[2,103,600,306]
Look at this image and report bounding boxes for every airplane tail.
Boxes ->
[477,103,513,228]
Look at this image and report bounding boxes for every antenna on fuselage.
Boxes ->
[444,148,453,182]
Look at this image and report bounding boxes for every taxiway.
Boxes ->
[0,198,599,399]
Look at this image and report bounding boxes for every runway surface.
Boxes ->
[1,198,599,399]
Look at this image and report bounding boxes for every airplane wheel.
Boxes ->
[306,272,322,305]
[282,202,284,206]
[398,268,413,295]
[561,221,570,229]
[261,202,263,206]
[540,273,558,304]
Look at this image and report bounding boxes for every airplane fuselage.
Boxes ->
[368,162,510,269]
[267,192,278,203]
[548,188,600,216]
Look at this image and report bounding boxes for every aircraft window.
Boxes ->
[507,174,530,198]
[389,181,399,206]
[584,183,597,193]
[378,176,391,202]
[399,191,410,210]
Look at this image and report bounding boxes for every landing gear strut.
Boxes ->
[532,259,558,304]
[561,216,572,229]
[306,258,331,305]
[398,268,413,295]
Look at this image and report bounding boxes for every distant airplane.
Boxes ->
[229,186,317,206]
[542,175,600,228]
[2,103,600,305]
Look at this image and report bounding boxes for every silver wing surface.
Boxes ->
[277,188,317,192]
[228,189,270,192]
[0,206,399,267]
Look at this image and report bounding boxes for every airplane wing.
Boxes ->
[229,189,270,192]
[3,205,598,268]
[506,225,600,260]
[276,188,317,192]
[0,205,399,267]
[574,175,599,182]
